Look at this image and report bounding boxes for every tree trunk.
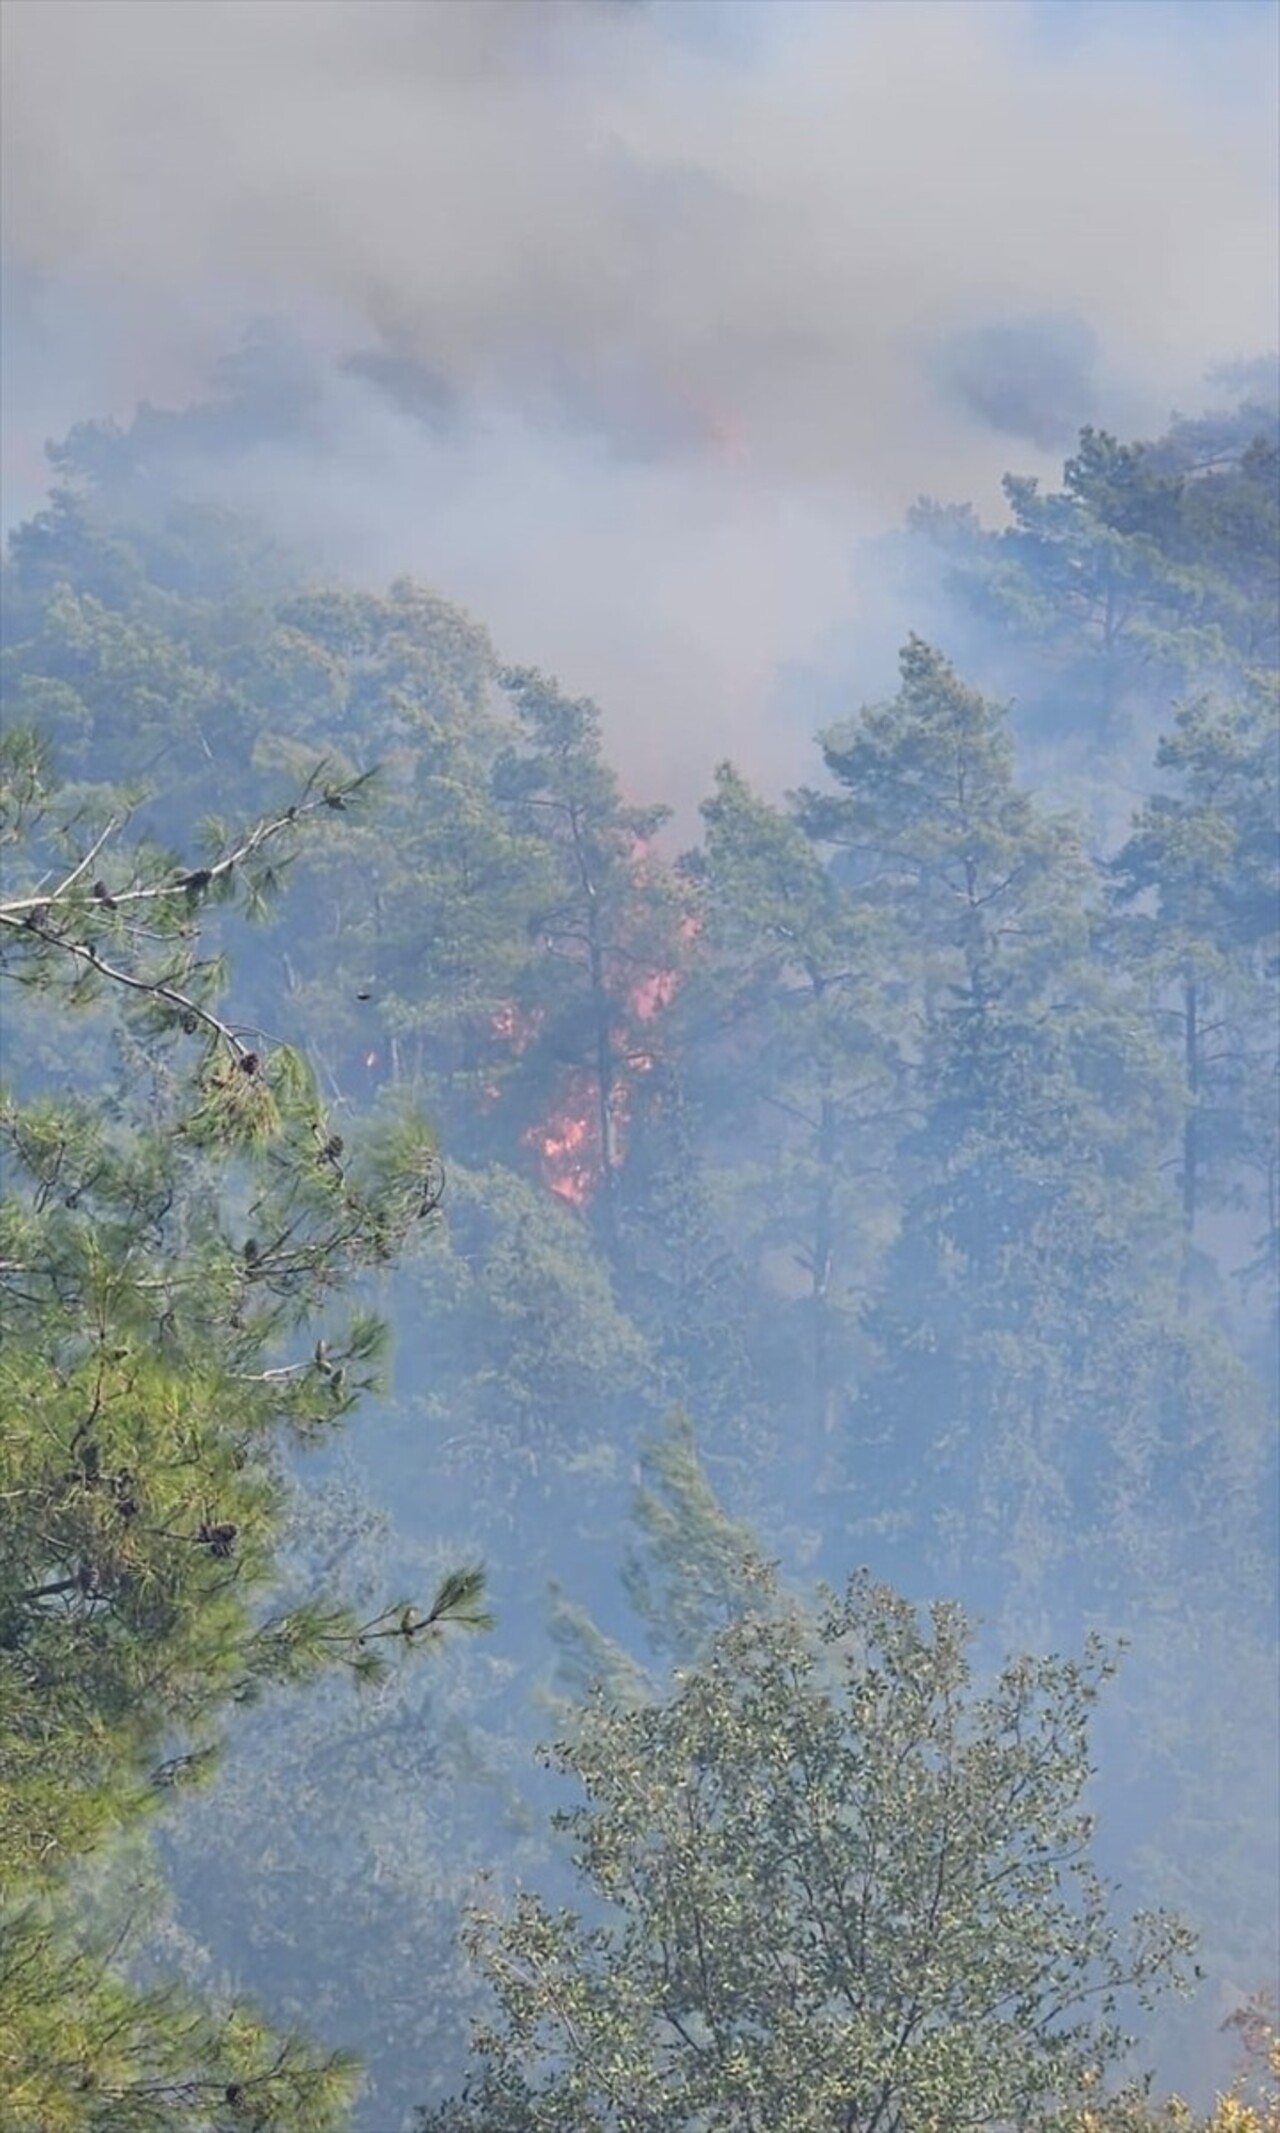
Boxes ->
[588,910,620,1267]
[1179,971,1199,1312]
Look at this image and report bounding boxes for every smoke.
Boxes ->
[2,0,1276,796]
[937,314,1100,449]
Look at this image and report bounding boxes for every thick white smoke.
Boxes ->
[2,0,1276,795]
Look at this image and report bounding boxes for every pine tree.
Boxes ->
[491,668,683,1262]
[689,763,899,1479]
[1112,674,1280,1305]
[0,728,488,2129]
[799,641,1216,1597]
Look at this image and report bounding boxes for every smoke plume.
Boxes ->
[2,0,1276,793]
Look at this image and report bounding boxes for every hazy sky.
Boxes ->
[2,0,1276,795]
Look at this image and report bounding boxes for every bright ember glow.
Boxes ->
[495,913,695,1206]
[525,1068,602,1208]
[630,968,679,1022]
[490,1003,540,1052]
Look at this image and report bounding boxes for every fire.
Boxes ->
[533,1115,596,1208]
[629,968,679,1022]
[525,1068,602,1208]
[523,1032,656,1208]
[490,1003,540,1052]
[493,908,699,1207]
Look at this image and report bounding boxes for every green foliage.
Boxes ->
[547,1413,772,1709]
[687,763,899,1471]
[921,399,1279,743]
[392,1160,651,1525]
[489,665,687,1257]
[425,1571,1192,2132]
[1112,674,1280,1271]
[1,1901,360,2133]
[620,1414,773,1663]
[142,1475,511,2131]
[0,737,485,2127]
[2,383,1274,2125]
[792,642,1217,1595]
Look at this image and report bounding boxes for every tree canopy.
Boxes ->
[0,733,488,2128]
[423,1568,1190,2133]
[1,378,1275,2129]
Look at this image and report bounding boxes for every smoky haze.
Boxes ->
[2,7,1278,2126]
[1,0,1277,793]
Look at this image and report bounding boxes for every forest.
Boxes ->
[1,365,1277,2133]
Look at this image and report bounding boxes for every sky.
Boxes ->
[1,0,1277,798]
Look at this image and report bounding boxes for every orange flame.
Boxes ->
[525,1068,602,1207]
[494,904,698,1205]
[535,1117,596,1207]
[491,1003,540,1052]
[629,968,679,1022]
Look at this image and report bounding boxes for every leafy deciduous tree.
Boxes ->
[425,1569,1191,2133]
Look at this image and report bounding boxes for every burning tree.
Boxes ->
[492,668,691,1248]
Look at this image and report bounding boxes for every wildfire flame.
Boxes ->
[520,983,676,1207]
[490,1003,540,1052]
[494,902,699,1208]
[630,967,679,1022]
[530,1084,600,1208]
